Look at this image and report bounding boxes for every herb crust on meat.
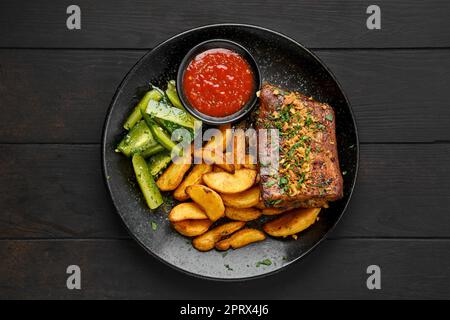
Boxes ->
[257,83,343,209]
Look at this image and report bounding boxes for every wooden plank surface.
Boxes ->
[1,0,449,299]
[0,1,449,49]
[1,239,449,299]
[1,49,450,144]
[1,143,448,239]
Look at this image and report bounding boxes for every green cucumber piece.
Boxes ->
[132,154,163,210]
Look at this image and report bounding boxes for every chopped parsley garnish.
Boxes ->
[256,259,272,267]
[325,113,334,122]
[265,180,276,187]
[268,199,282,206]
[224,264,233,271]
[279,176,290,193]
[297,172,306,186]
[342,171,347,176]
[305,115,313,126]
[151,221,158,231]
[316,123,326,130]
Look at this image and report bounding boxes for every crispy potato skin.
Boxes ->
[221,186,260,208]
[199,124,234,173]
[156,155,192,191]
[215,228,266,250]
[186,184,225,222]
[173,219,212,237]
[225,207,262,222]
[255,200,266,210]
[203,169,257,194]
[242,154,257,170]
[169,202,208,222]
[173,164,212,201]
[213,166,226,172]
[192,221,245,251]
[261,207,290,216]
[263,208,321,237]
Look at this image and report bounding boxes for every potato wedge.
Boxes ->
[233,131,246,170]
[186,184,225,222]
[263,208,321,237]
[242,154,257,170]
[261,207,290,216]
[255,200,266,210]
[221,186,260,208]
[202,151,234,173]
[202,169,257,194]
[156,154,191,191]
[213,166,226,173]
[225,207,262,221]
[173,163,212,201]
[215,228,266,250]
[203,124,232,152]
[213,156,235,173]
[173,219,212,237]
[169,202,208,222]
[200,124,234,173]
[192,221,245,251]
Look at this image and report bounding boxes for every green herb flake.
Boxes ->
[224,264,233,271]
[256,259,272,267]
[151,221,158,231]
[325,113,333,122]
[342,171,348,176]
[265,180,276,188]
[305,115,313,127]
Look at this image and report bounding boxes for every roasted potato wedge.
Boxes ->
[242,154,257,170]
[263,208,321,237]
[202,169,257,194]
[192,221,245,251]
[199,124,234,173]
[156,154,191,191]
[169,202,208,222]
[215,228,266,250]
[225,207,262,221]
[221,186,260,208]
[261,207,290,216]
[202,151,234,173]
[186,184,225,222]
[233,131,246,170]
[173,163,212,201]
[173,219,212,237]
[203,124,232,152]
[255,200,266,210]
[213,166,226,173]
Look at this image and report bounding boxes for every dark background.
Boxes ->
[0,0,449,299]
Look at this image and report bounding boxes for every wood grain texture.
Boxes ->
[0,144,449,239]
[1,49,449,143]
[0,144,128,239]
[1,239,449,299]
[0,0,449,48]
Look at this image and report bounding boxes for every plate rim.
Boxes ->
[101,23,360,282]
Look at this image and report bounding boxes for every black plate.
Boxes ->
[102,24,359,281]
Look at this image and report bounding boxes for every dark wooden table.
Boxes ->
[1,0,449,299]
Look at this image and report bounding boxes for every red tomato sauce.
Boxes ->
[183,48,254,117]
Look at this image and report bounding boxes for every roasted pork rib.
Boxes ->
[257,83,343,209]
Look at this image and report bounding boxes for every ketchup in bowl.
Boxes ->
[182,48,255,118]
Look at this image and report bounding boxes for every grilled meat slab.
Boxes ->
[257,83,343,209]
